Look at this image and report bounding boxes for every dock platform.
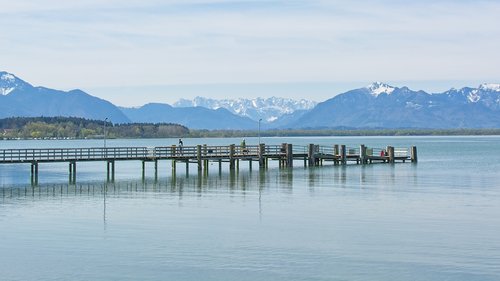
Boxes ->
[0,143,417,185]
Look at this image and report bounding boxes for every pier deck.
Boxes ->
[0,143,417,185]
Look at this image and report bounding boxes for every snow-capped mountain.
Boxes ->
[287,82,500,129]
[0,71,130,123]
[1,71,31,95]
[173,96,317,123]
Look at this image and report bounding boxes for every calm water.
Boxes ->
[1,136,500,281]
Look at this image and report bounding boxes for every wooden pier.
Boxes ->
[0,143,417,185]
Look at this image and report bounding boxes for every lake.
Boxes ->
[1,136,499,280]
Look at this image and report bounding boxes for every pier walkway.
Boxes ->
[0,143,417,185]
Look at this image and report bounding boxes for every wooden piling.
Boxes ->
[142,160,145,180]
[197,145,202,171]
[229,144,235,170]
[308,144,315,167]
[154,160,158,181]
[286,143,293,167]
[360,144,367,165]
[334,144,339,165]
[388,146,395,163]
[259,143,265,168]
[411,146,418,163]
[340,145,347,165]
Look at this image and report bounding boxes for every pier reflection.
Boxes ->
[0,165,406,202]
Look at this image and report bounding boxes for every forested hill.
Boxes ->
[0,117,189,139]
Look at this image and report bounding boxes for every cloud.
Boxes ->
[0,0,499,101]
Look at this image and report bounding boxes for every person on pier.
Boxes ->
[178,139,183,154]
[241,139,248,154]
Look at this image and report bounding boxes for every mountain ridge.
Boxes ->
[3,71,500,129]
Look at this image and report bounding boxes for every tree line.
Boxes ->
[0,117,189,139]
[2,117,499,140]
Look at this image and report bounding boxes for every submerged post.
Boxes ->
[411,146,418,163]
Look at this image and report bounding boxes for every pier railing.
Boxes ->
[1,147,148,162]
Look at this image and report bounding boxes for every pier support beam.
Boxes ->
[69,161,76,184]
[106,161,115,182]
[154,160,158,182]
[31,162,39,186]
[142,160,146,180]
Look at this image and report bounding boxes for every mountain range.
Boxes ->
[173,96,316,123]
[2,71,500,129]
[290,82,500,129]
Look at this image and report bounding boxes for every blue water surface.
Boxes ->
[1,136,499,281]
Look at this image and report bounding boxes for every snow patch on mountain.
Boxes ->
[0,87,14,95]
[479,83,500,92]
[468,89,481,103]
[1,72,21,95]
[367,82,396,96]
[1,73,15,82]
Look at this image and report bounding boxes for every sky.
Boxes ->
[1,0,499,106]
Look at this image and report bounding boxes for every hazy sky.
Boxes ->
[1,0,499,106]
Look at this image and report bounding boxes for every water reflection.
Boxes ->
[0,166,395,202]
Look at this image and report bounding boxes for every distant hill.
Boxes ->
[0,71,130,123]
[120,103,257,130]
[286,82,500,129]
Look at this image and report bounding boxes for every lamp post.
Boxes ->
[258,118,262,144]
[103,118,108,149]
